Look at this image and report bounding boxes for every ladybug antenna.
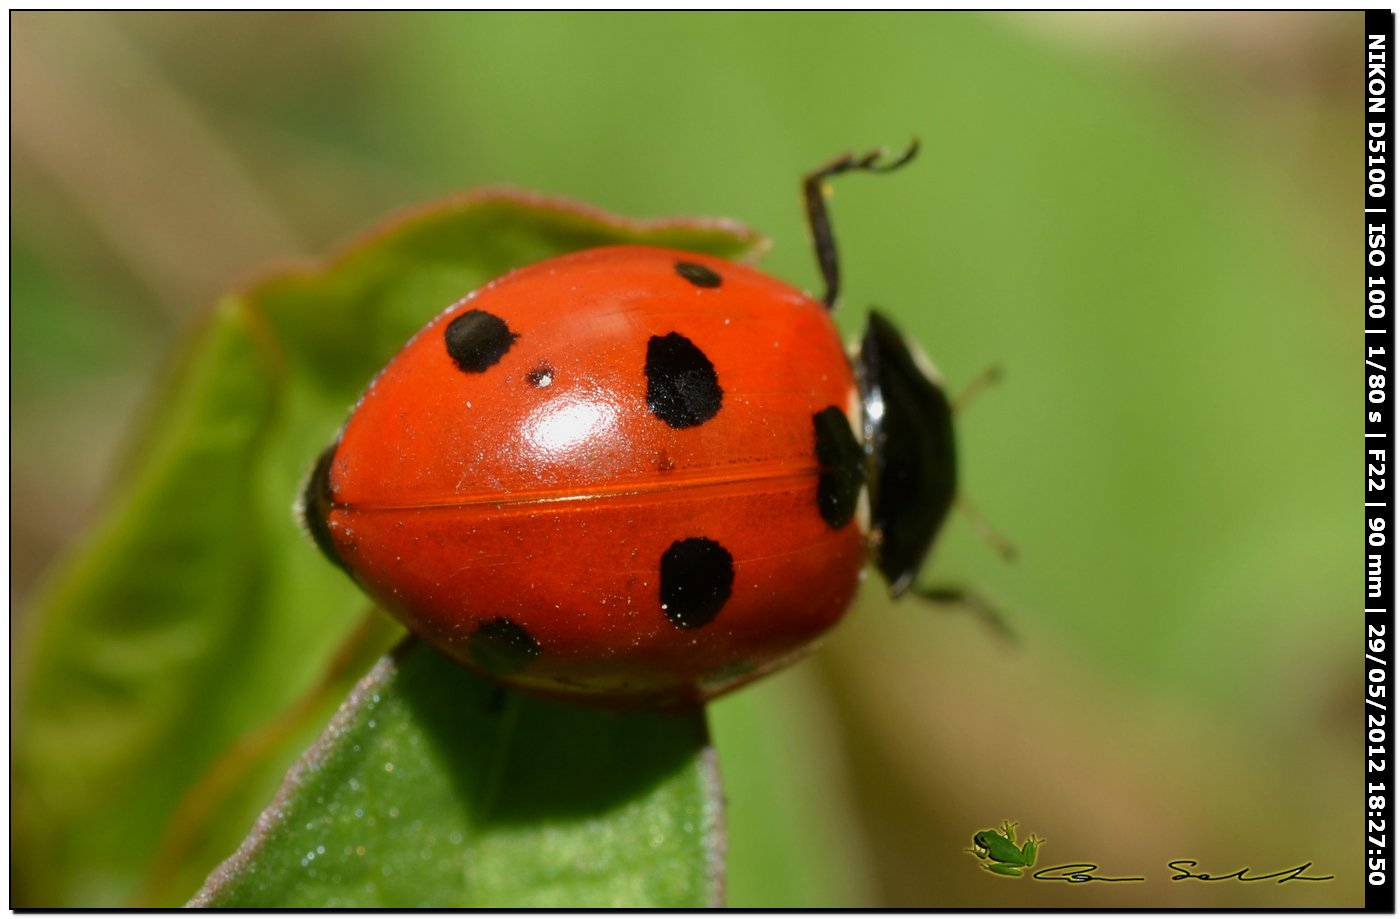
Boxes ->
[803,138,920,311]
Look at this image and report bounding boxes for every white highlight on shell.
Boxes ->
[525,397,616,454]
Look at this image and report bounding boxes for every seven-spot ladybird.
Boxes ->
[300,141,964,708]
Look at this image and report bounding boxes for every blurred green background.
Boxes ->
[12,11,1360,908]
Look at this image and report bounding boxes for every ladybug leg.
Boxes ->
[909,584,1017,645]
[802,139,920,310]
[955,494,1016,562]
[951,364,1004,415]
[948,366,1015,560]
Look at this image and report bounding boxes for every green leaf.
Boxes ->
[14,189,762,907]
[191,640,721,909]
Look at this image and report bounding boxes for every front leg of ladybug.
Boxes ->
[911,585,1015,644]
[803,139,920,310]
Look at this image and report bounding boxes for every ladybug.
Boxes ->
[300,141,965,708]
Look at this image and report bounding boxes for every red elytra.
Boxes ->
[302,144,963,708]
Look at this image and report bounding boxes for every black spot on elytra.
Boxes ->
[468,618,541,675]
[660,537,734,630]
[675,261,722,288]
[445,309,518,373]
[526,363,555,387]
[813,405,867,529]
[299,441,352,576]
[645,333,722,428]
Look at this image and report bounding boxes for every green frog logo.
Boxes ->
[966,820,1044,877]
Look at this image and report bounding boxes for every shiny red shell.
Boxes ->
[316,245,866,707]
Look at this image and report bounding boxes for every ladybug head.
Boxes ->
[857,310,957,596]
